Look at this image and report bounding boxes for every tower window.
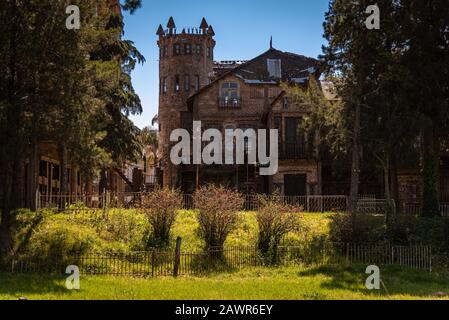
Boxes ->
[174,44,181,55]
[195,44,202,55]
[185,44,191,55]
[162,77,168,93]
[206,47,213,59]
[174,75,180,92]
[163,46,168,57]
[194,75,200,91]
[184,75,190,91]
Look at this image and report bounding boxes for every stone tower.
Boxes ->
[157,17,216,187]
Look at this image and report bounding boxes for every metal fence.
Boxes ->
[182,194,348,212]
[356,199,395,215]
[38,193,348,213]
[4,243,432,276]
[402,202,449,217]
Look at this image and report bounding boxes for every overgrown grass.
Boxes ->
[1,264,448,300]
[12,209,336,255]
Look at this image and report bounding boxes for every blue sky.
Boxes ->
[123,0,330,128]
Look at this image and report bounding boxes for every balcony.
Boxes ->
[218,97,242,108]
[280,142,307,160]
[144,174,157,185]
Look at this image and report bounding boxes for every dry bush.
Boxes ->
[193,185,244,249]
[141,188,182,248]
[256,195,301,264]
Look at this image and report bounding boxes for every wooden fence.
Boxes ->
[4,243,432,276]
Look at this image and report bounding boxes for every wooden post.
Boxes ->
[173,237,182,277]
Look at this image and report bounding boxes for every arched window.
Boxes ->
[184,43,192,55]
[174,44,181,55]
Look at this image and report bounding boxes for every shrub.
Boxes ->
[193,185,244,249]
[25,218,103,259]
[141,188,182,248]
[256,195,300,264]
[328,213,386,243]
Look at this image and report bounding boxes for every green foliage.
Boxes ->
[256,195,301,264]
[328,213,387,244]
[0,0,145,251]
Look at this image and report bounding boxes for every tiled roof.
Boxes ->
[188,47,320,102]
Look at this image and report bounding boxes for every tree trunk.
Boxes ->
[421,118,440,217]
[99,169,108,194]
[348,103,361,213]
[0,2,19,253]
[114,167,135,191]
[389,153,400,214]
[382,154,395,224]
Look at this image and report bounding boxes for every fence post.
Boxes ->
[35,190,40,211]
[151,250,155,277]
[173,237,182,277]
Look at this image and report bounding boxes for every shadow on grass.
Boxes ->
[0,273,70,298]
[298,263,449,299]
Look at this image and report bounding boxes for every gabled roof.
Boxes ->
[187,47,320,104]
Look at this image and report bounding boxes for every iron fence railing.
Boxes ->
[402,202,449,217]
[3,243,432,276]
[218,97,242,108]
[279,142,307,159]
[356,199,396,215]
[38,193,348,213]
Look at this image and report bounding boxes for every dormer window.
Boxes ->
[267,59,282,78]
[220,82,240,108]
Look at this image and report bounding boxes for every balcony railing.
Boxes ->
[218,97,242,108]
[280,142,307,159]
[144,174,157,185]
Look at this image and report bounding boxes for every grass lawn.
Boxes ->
[1,264,448,300]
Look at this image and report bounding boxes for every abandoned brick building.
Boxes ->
[155,17,449,209]
[157,17,326,196]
